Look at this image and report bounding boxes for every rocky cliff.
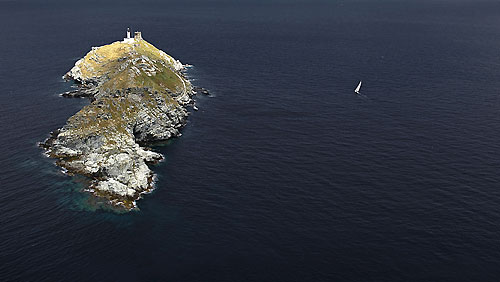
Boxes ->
[41,36,195,210]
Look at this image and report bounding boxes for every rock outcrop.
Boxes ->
[41,36,195,210]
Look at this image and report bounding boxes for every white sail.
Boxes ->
[354,81,362,94]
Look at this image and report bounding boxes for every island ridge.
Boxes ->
[41,30,196,210]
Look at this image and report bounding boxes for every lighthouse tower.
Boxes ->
[123,28,134,43]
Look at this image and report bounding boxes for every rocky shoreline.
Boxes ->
[40,35,207,210]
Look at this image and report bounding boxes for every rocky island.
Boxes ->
[41,30,198,210]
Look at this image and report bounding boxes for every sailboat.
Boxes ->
[354,81,362,94]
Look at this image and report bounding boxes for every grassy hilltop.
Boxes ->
[74,39,186,93]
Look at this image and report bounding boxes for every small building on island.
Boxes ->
[123,28,142,43]
[134,31,142,40]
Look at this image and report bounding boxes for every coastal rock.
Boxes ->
[193,86,210,95]
[41,35,195,210]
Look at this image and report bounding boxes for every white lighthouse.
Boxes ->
[123,28,134,43]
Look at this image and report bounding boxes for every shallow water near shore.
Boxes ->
[2,0,500,281]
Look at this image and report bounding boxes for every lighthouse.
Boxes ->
[123,28,134,43]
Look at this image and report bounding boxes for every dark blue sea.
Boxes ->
[2,0,500,280]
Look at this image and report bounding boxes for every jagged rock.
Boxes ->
[41,35,196,210]
[193,86,210,96]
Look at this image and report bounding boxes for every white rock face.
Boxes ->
[64,58,84,81]
[96,179,135,197]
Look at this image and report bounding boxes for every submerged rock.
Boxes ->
[41,34,195,210]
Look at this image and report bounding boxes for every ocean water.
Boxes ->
[2,0,500,281]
